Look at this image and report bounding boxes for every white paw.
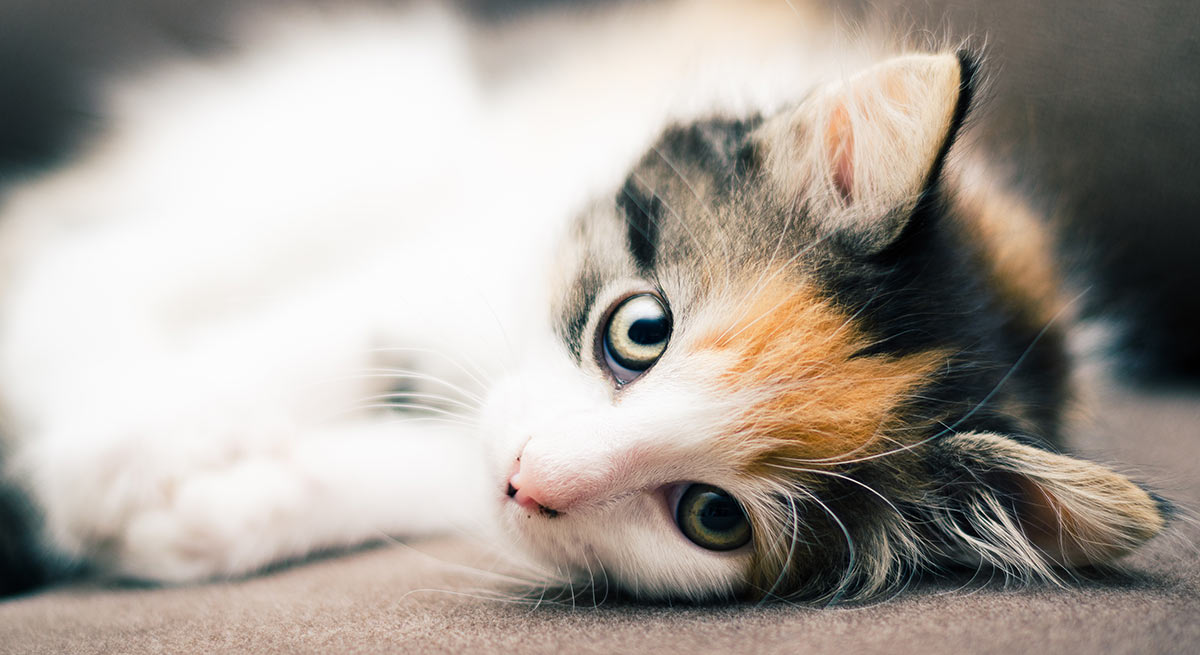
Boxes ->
[18,410,313,583]
[107,456,313,583]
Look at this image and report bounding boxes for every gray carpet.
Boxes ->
[1,387,1196,654]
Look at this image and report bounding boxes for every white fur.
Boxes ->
[0,0,869,596]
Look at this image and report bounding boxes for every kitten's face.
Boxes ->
[480,53,1166,602]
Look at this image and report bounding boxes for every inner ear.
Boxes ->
[761,51,978,255]
[824,52,977,205]
[826,103,856,202]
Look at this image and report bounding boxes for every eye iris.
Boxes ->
[676,484,752,551]
[604,294,671,373]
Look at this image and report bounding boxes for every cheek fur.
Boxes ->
[686,278,950,594]
[693,279,947,467]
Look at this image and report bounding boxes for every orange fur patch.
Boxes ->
[949,166,1066,327]
[694,278,946,469]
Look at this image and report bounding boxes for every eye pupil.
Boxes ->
[697,495,742,532]
[627,317,668,346]
[676,483,752,551]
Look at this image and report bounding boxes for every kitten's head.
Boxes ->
[481,52,1168,602]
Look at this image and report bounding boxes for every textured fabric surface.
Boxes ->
[1,387,1196,654]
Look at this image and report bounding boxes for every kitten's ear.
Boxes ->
[759,52,976,254]
[934,432,1169,569]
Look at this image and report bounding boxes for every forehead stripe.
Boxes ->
[559,267,602,363]
[617,178,661,273]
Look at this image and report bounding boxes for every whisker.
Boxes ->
[789,484,857,605]
[361,368,486,404]
[369,345,493,391]
[757,488,802,605]
[357,390,480,413]
[765,463,906,521]
[360,529,570,608]
[345,411,479,431]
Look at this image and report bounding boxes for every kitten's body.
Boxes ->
[0,0,1167,601]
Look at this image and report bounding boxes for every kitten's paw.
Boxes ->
[19,412,308,582]
[107,457,312,583]
[24,414,475,584]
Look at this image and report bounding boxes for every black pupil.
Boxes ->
[627,316,668,345]
[697,492,743,532]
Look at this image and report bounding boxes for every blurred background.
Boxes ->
[0,0,1197,382]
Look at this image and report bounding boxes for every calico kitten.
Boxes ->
[485,51,1168,601]
[0,0,1169,602]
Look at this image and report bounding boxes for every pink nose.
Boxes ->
[506,461,560,517]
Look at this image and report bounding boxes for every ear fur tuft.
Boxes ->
[934,432,1167,571]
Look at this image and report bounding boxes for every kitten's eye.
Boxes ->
[675,483,752,551]
[601,293,671,383]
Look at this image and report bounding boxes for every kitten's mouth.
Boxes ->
[506,478,561,518]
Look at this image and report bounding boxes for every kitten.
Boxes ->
[0,0,1169,602]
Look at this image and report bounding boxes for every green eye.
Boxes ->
[675,484,752,551]
[602,293,671,382]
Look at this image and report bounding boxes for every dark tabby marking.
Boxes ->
[618,179,662,273]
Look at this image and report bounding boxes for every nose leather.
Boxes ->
[506,464,556,514]
[506,450,617,515]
